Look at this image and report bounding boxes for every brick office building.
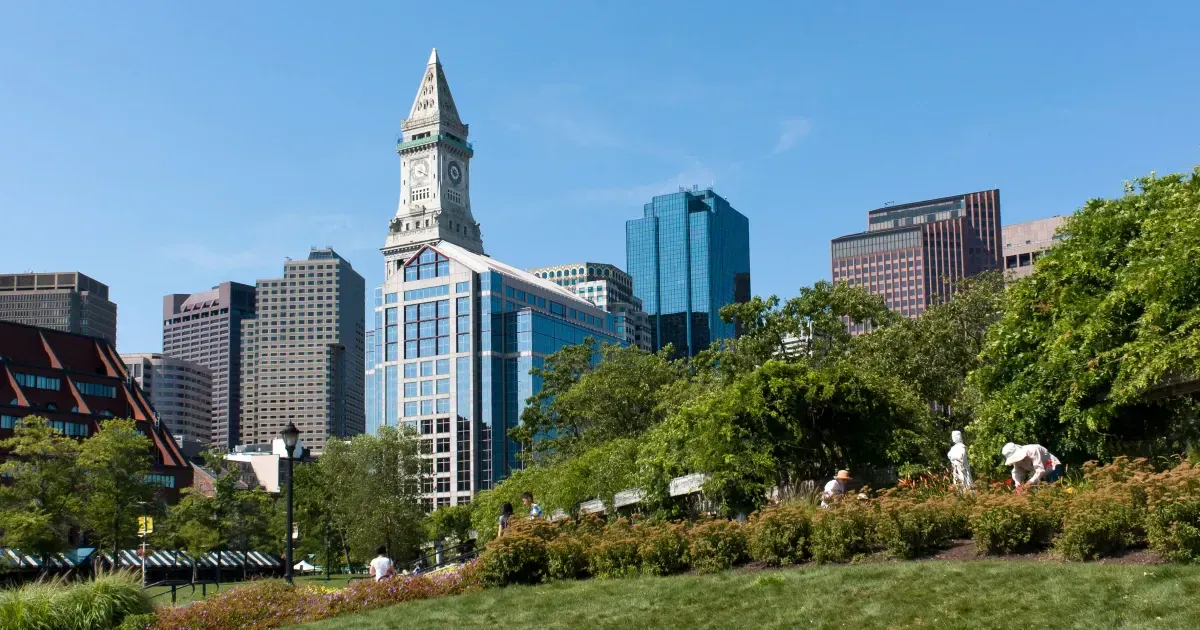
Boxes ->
[0,321,192,502]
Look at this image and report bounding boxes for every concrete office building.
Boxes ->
[626,187,751,358]
[528,262,652,351]
[239,249,366,454]
[831,190,1002,333]
[0,321,192,502]
[0,272,117,347]
[162,282,257,450]
[369,50,624,509]
[122,353,213,457]
[1003,215,1067,279]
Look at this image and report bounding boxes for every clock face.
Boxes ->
[410,159,430,183]
[447,161,463,187]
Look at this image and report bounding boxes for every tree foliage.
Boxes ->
[0,416,82,563]
[77,419,156,558]
[971,169,1200,462]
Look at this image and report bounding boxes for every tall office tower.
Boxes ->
[381,48,484,283]
[376,243,622,509]
[528,262,652,351]
[1003,215,1067,280]
[364,325,383,435]
[1,321,192,502]
[162,282,257,450]
[121,353,213,457]
[239,249,365,454]
[626,187,752,358]
[830,190,1002,333]
[0,272,118,347]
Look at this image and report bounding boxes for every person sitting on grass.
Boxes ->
[1002,442,1063,493]
[368,546,395,582]
[522,491,543,519]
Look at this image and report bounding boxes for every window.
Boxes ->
[13,373,61,391]
[435,477,451,493]
[403,382,417,398]
[404,363,418,378]
[403,402,418,416]
[435,359,450,375]
[436,397,450,413]
[144,474,176,489]
[404,248,451,281]
[436,437,450,453]
[403,285,449,301]
[457,334,470,353]
[456,296,469,313]
[436,457,450,473]
[420,418,433,434]
[455,281,470,293]
[421,361,434,376]
[421,380,433,396]
[436,417,450,433]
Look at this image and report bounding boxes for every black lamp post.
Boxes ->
[281,422,300,584]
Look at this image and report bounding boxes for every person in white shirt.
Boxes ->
[947,431,974,490]
[1002,443,1063,492]
[821,470,851,508]
[522,492,543,519]
[368,546,395,582]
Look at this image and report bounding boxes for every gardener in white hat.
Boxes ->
[821,470,852,508]
[1001,442,1063,493]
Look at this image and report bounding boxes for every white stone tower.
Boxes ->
[382,48,484,278]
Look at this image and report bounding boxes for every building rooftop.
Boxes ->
[430,242,598,310]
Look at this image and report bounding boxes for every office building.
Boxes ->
[162,282,257,450]
[830,190,1002,332]
[365,324,383,435]
[1003,215,1067,279]
[528,262,652,351]
[381,47,484,281]
[626,187,751,358]
[239,249,366,454]
[0,321,192,501]
[121,353,213,457]
[0,272,117,347]
[375,243,623,509]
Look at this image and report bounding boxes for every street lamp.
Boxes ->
[281,422,301,584]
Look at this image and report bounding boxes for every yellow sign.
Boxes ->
[138,516,154,536]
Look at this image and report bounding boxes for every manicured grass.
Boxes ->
[298,561,1200,629]
[145,574,359,606]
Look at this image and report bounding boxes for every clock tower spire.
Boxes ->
[383,48,484,277]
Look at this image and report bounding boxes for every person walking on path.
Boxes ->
[497,502,514,537]
[1002,442,1063,492]
[821,470,851,508]
[368,546,395,582]
[522,492,543,519]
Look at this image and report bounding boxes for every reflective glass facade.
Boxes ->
[375,243,623,505]
[626,188,751,358]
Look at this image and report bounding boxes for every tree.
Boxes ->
[78,419,156,562]
[970,168,1200,464]
[638,360,929,515]
[515,342,685,463]
[293,461,343,580]
[320,427,425,563]
[0,416,82,566]
[425,503,473,546]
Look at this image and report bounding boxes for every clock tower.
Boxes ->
[383,48,484,278]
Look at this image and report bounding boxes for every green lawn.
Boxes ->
[298,561,1200,629]
[145,574,360,606]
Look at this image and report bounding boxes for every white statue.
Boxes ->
[947,430,973,490]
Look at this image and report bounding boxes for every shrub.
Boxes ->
[638,522,691,576]
[546,535,590,580]
[0,571,151,630]
[747,504,812,566]
[875,501,956,559]
[1146,498,1200,563]
[1056,496,1144,561]
[588,532,640,579]
[116,614,156,630]
[970,497,1060,555]
[810,505,876,563]
[687,520,748,574]
[476,531,549,586]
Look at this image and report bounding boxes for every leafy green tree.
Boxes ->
[424,503,473,546]
[0,416,82,565]
[970,168,1200,464]
[293,461,344,579]
[78,419,156,561]
[320,427,425,563]
[515,342,684,463]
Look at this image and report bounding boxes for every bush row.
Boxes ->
[477,458,1200,586]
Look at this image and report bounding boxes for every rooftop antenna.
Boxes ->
[884,201,895,207]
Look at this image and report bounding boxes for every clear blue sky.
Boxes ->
[2,1,1198,353]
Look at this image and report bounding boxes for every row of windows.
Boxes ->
[13,373,60,391]
[75,381,117,398]
[403,379,450,397]
[403,284,449,300]
[403,397,451,417]
[145,474,177,488]
[0,415,89,436]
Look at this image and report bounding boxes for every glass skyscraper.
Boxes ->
[626,187,751,358]
[374,242,623,508]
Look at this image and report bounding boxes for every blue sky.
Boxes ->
[2,1,1198,353]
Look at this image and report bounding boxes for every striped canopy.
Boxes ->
[0,548,77,570]
[96,549,281,569]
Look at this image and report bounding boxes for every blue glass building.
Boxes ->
[374,242,623,508]
[626,187,751,358]
[364,287,384,436]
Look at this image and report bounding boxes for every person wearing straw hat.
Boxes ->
[821,470,852,508]
[1001,442,1062,492]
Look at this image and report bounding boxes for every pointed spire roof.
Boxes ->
[407,47,462,126]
